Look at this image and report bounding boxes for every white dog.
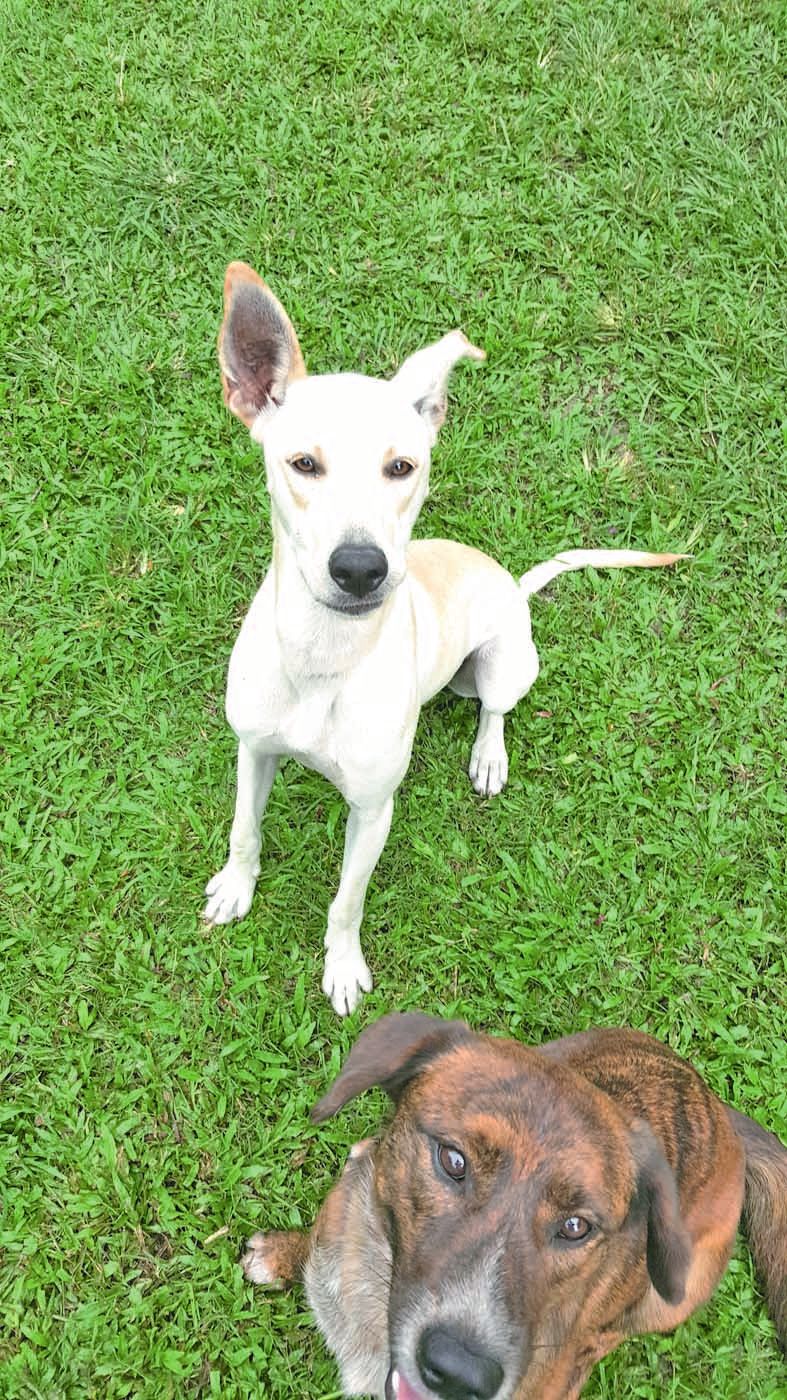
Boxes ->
[204,262,684,1014]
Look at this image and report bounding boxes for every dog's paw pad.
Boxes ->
[322,949,373,1016]
[202,863,257,925]
[240,1232,289,1288]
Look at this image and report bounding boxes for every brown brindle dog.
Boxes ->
[241,1013,787,1399]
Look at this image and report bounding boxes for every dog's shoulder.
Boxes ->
[304,1148,391,1397]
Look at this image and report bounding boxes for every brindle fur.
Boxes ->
[241,1014,787,1399]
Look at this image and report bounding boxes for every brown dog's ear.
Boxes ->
[311,1012,471,1124]
[630,1121,692,1304]
[391,331,486,444]
[218,262,306,428]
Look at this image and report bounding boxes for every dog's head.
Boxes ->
[312,1013,691,1400]
[218,262,484,616]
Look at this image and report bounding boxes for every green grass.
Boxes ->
[2,0,786,1394]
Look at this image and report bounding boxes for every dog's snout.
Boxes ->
[416,1326,503,1400]
[328,544,388,598]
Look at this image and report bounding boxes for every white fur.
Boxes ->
[390,1252,523,1400]
[204,274,685,1014]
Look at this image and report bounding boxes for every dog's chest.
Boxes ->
[229,663,415,799]
[226,581,419,798]
[284,686,415,794]
[275,690,350,784]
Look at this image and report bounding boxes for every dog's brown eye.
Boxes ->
[384,458,415,479]
[437,1144,466,1182]
[558,1215,592,1241]
[290,454,321,476]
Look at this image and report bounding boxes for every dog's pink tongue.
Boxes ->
[394,1375,424,1400]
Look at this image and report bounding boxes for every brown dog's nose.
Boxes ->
[328,543,388,598]
[416,1326,503,1399]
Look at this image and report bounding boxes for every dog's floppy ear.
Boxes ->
[218,262,306,428]
[391,331,486,443]
[311,1011,471,1124]
[630,1121,692,1304]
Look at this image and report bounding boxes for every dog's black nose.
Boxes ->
[328,544,388,598]
[416,1326,503,1399]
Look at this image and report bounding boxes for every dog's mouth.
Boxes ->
[386,1368,426,1400]
[326,595,387,617]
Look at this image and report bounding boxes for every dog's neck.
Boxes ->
[270,525,398,685]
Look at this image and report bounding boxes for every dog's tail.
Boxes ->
[731,1107,787,1351]
[519,549,688,599]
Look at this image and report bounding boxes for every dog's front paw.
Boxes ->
[469,740,509,798]
[240,1230,302,1288]
[203,862,257,925]
[322,947,373,1016]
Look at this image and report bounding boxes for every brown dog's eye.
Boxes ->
[289,454,322,476]
[558,1216,592,1241]
[437,1144,466,1182]
[384,458,415,479]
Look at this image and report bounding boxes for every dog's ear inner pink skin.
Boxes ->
[310,1011,472,1123]
[218,261,306,427]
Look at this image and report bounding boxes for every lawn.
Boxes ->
[1,0,786,1394]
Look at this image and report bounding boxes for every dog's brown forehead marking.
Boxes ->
[403,1040,635,1195]
[409,1039,606,1121]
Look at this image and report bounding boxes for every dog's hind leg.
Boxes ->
[468,626,540,797]
[322,797,394,1016]
[203,744,279,924]
[469,708,509,797]
[241,1229,309,1289]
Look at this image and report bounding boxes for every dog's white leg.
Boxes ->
[322,797,394,1016]
[469,708,509,797]
[203,744,279,924]
[469,627,540,797]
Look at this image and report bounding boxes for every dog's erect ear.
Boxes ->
[218,262,306,428]
[630,1121,692,1304]
[311,1012,472,1124]
[391,331,486,443]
